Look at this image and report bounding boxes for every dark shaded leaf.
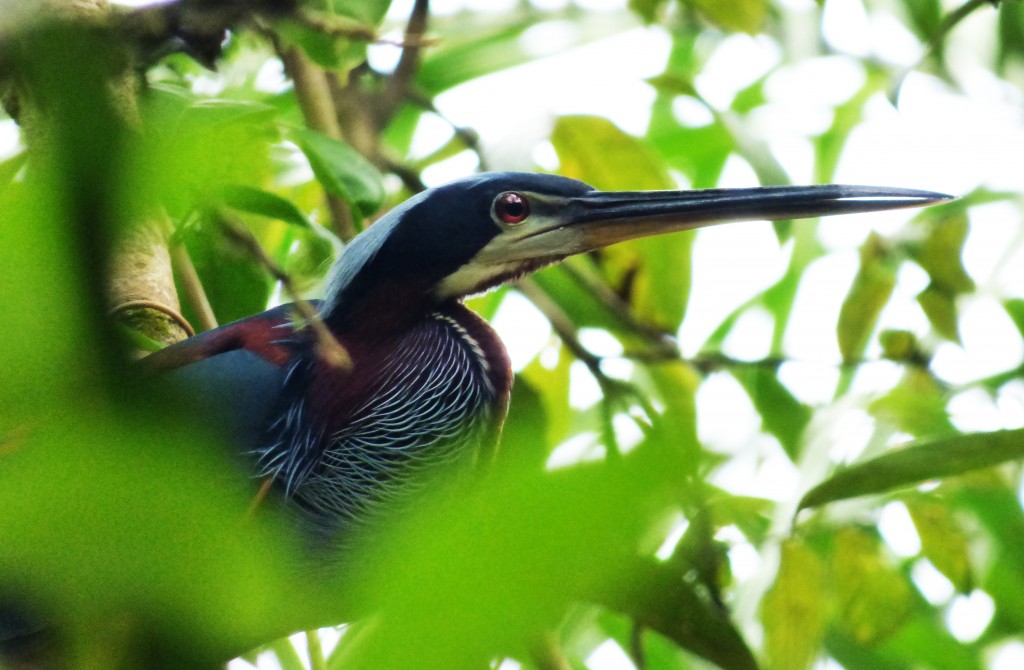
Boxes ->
[222,185,313,229]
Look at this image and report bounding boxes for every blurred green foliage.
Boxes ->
[1,1,1023,669]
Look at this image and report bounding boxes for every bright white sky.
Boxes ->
[28,1,1024,668]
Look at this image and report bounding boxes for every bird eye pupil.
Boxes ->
[495,192,529,224]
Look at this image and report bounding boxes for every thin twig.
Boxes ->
[305,629,327,670]
[170,241,218,331]
[219,213,352,372]
[273,38,357,241]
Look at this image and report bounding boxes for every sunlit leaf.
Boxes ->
[762,539,826,670]
[916,284,961,342]
[552,115,692,331]
[869,369,953,437]
[731,365,812,460]
[799,428,1024,510]
[685,0,768,33]
[905,495,974,593]
[838,232,897,362]
[833,527,913,644]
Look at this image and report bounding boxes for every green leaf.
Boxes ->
[899,0,943,41]
[761,539,826,670]
[998,0,1024,71]
[916,284,960,342]
[905,495,974,593]
[905,207,973,342]
[552,115,692,331]
[179,212,275,325]
[685,0,768,33]
[869,369,953,437]
[731,365,812,460]
[1004,297,1024,339]
[222,185,313,229]
[838,232,898,362]
[135,93,278,217]
[291,127,385,221]
[833,527,913,645]
[798,428,1024,511]
[629,0,669,23]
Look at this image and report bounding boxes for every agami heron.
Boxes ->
[145,172,950,539]
[0,172,950,664]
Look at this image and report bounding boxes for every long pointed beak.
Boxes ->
[438,182,952,300]
[558,184,953,251]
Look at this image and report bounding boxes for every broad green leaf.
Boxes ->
[552,115,692,332]
[291,128,385,221]
[833,527,913,645]
[731,365,812,460]
[686,0,768,33]
[762,539,826,670]
[798,428,1024,510]
[904,495,973,593]
[869,369,953,437]
[826,610,984,670]
[222,185,313,229]
[331,453,675,670]
[135,94,278,217]
[179,213,275,325]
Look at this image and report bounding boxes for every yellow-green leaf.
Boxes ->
[838,232,897,362]
[833,527,913,644]
[905,495,974,593]
[917,284,961,342]
[686,0,768,33]
[761,539,826,670]
[552,115,692,331]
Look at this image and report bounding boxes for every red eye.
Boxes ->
[494,192,530,225]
